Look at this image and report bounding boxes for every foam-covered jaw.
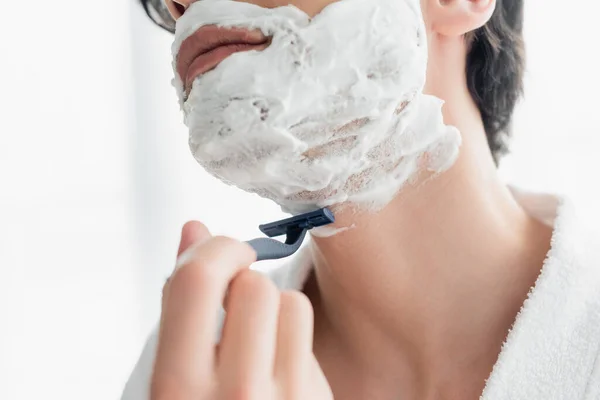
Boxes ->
[171,0,461,215]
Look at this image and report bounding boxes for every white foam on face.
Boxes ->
[172,0,461,215]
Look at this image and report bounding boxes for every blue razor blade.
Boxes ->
[246,208,335,261]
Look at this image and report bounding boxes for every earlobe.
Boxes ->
[427,0,496,37]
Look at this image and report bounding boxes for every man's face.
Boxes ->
[155,0,438,99]
[163,0,431,30]
[158,0,461,215]
[167,0,409,18]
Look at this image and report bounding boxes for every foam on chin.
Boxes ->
[172,0,461,215]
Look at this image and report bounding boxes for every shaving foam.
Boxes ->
[172,0,461,215]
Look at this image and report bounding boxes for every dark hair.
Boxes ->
[139,0,525,164]
[466,0,525,164]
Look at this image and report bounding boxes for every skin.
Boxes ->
[153,0,554,399]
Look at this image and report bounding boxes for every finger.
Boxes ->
[153,236,257,396]
[218,270,280,386]
[162,221,211,310]
[177,220,211,258]
[274,291,314,389]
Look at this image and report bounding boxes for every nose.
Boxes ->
[164,0,195,20]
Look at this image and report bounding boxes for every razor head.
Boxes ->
[258,208,335,238]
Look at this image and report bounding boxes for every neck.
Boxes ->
[304,35,553,397]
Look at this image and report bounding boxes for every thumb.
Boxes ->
[177,220,212,258]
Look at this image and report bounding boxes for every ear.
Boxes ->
[426,0,497,37]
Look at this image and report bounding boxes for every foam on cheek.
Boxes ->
[172,0,461,215]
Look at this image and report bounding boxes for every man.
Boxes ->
[123,0,600,398]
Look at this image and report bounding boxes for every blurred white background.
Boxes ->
[0,1,598,399]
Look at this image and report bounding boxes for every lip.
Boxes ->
[177,25,270,97]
